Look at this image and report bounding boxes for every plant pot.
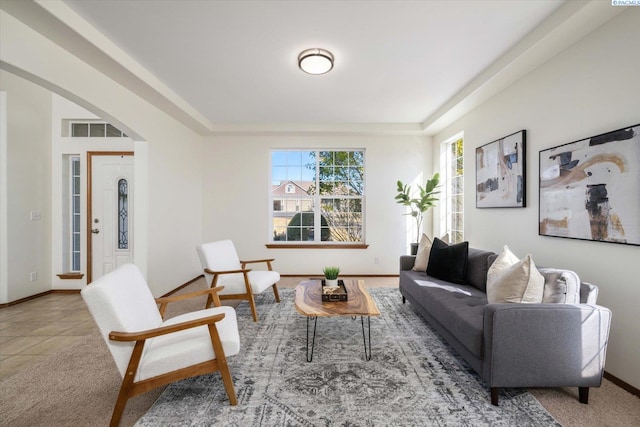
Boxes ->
[325,279,339,287]
[410,243,419,255]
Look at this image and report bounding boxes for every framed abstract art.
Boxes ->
[539,123,640,246]
[476,130,526,208]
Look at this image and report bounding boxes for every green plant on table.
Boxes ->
[323,266,340,280]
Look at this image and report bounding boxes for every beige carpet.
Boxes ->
[0,276,638,426]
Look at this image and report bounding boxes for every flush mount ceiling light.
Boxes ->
[298,48,334,75]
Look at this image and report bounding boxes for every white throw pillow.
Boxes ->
[487,246,544,304]
[412,233,449,271]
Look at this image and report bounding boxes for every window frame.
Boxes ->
[69,121,127,138]
[268,149,368,248]
[440,134,464,243]
[69,155,81,272]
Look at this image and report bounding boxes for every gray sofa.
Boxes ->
[399,247,612,406]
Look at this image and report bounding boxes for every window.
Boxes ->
[270,150,365,244]
[441,135,464,243]
[70,156,81,271]
[118,179,128,249]
[70,122,127,138]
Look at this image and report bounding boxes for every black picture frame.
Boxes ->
[475,130,526,208]
[539,123,640,246]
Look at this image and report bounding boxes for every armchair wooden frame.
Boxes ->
[204,258,280,322]
[107,286,236,427]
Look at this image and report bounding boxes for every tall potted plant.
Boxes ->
[394,173,440,254]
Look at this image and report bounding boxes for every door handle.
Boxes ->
[92,228,100,234]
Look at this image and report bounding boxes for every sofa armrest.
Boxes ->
[482,303,611,388]
[580,282,599,304]
[400,255,416,272]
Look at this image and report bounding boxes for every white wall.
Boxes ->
[434,8,640,389]
[0,70,52,302]
[1,11,203,298]
[202,134,432,275]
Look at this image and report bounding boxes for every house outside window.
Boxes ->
[270,150,365,244]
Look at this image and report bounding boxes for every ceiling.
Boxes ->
[60,0,568,131]
[3,1,621,135]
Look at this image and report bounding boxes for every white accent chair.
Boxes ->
[197,240,281,322]
[81,263,240,427]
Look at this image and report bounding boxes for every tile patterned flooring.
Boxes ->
[0,293,98,381]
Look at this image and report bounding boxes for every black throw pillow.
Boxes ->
[426,238,469,285]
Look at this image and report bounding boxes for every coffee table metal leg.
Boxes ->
[361,316,372,361]
[306,316,318,362]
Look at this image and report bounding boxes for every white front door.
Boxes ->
[89,153,134,282]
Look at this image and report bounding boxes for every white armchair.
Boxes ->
[81,263,239,426]
[197,240,280,322]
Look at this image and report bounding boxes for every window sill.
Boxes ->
[266,244,369,249]
[57,272,84,280]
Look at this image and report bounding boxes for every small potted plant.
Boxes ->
[323,266,340,287]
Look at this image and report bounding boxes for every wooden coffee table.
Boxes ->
[294,280,380,361]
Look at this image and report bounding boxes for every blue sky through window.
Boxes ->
[271,150,315,185]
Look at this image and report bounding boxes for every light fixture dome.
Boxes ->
[298,48,334,75]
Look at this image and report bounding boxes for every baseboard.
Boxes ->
[0,289,80,308]
[160,274,206,298]
[604,371,640,398]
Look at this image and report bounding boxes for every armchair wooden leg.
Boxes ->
[579,387,589,404]
[248,293,259,322]
[207,323,237,406]
[111,341,145,426]
[219,363,238,406]
[490,387,499,406]
[272,284,281,302]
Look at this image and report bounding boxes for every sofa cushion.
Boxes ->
[464,248,497,292]
[411,277,486,359]
[487,246,544,304]
[412,233,449,271]
[426,238,469,285]
[538,267,581,304]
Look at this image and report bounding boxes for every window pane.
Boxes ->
[90,123,106,137]
[71,123,88,137]
[106,124,122,137]
[72,195,80,214]
[72,158,80,175]
[286,211,314,241]
[272,151,315,185]
[273,225,287,241]
[73,233,80,251]
[118,179,128,249]
[321,198,362,242]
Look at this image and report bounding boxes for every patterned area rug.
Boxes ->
[137,288,560,426]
